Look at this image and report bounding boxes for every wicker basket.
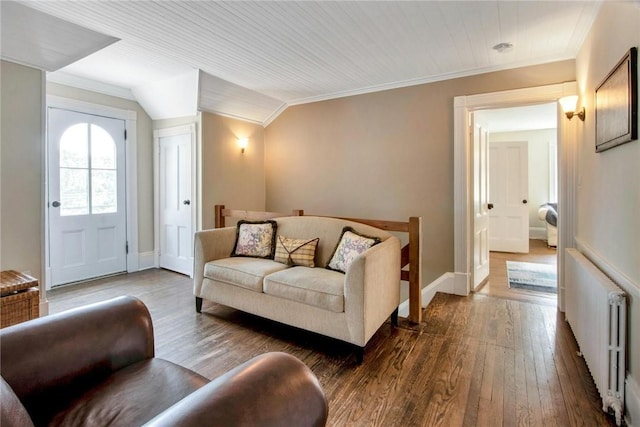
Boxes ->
[1,270,39,328]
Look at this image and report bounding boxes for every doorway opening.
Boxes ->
[454,82,577,311]
[474,103,558,305]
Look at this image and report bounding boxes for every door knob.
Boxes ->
[183,200,191,206]
[488,203,494,210]
[522,199,528,204]
[51,201,61,208]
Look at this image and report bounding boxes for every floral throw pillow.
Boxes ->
[326,227,381,273]
[231,220,278,259]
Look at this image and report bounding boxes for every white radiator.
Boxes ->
[565,248,627,426]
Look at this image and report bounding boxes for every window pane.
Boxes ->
[91,125,116,169]
[92,170,117,214]
[60,124,88,168]
[60,168,89,216]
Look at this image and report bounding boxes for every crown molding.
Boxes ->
[197,106,264,126]
[46,71,135,101]
[286,55,576,108]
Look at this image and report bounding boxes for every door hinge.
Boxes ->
[125,241,129,255]
[124,129,127,140]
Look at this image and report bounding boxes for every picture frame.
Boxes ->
[595,47,637,153]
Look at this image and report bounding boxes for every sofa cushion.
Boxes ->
[274,236,319,267]
[264,267,345,313]
[48,359,208,427]
[205,258,289,292]
[231,220,277,259]
[326,227,381,273]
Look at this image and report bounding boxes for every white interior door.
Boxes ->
[489,140,529,253]
[156,126,195,276]
[472,117,490,289]
[48,108,127,287]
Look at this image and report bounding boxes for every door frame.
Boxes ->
[45,96,139,288]
[453,82,578,311]
[153,124,197,273]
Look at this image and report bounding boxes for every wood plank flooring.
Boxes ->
[476,239,558,306]
[47,269,614,426]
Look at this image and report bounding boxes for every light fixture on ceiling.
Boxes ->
[238,137,248,154]
[558,95,585,121]
[492,42,513,53]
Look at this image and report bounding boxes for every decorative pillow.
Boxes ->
[231,220,278,259]
[274,235,320,267]
[326,227,381,273]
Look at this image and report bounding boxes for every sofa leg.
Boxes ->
[195,297,203,313]
[391,307,399,327]
[354,346,365,364]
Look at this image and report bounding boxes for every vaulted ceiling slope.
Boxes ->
[9,1,601,125]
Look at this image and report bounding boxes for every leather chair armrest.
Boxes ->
[0,296,154,418]
[144,352,328,427]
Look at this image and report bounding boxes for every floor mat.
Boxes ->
[507,261,557,293]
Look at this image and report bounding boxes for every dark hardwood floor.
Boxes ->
[47,268,614,426]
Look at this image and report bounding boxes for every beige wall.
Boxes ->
[265,60,575,285]
[489,128,557,229]
[575,1,640,421]
[0,61,45,280]
[200,111,265,230]
[46,83,155,253]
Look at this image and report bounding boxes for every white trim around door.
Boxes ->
[453,82,579,311]
[45,96,139,288]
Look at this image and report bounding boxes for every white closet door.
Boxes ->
[156,125,195,276]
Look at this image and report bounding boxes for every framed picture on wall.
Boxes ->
[595,47,637,153]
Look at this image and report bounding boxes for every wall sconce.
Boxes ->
[238,137,248,154]
[559,95,585,121]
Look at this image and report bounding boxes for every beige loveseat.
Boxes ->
[194,216,401,361]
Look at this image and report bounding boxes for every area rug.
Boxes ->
[506,261,557,294]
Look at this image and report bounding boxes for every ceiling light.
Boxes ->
[492,42,513,53]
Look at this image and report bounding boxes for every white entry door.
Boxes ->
[48,108,127,286]
[489,140,529,253]
[155,125,195,276]
[472,118,490,289]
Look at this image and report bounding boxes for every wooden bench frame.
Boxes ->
[214,205,423,323]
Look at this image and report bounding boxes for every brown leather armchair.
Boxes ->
[0,296,328,427]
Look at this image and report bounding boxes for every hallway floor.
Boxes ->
[476,239,558,306]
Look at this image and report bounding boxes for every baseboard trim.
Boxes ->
[398,272,455,317]
[138,251,157,271]
[39,300,49,316]
[529,227,547,240]
[626,375,640,427]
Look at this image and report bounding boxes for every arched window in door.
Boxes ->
[59,123,117,216]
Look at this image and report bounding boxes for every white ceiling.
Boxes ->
[8,1,601,124]
[0,1,118,72]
